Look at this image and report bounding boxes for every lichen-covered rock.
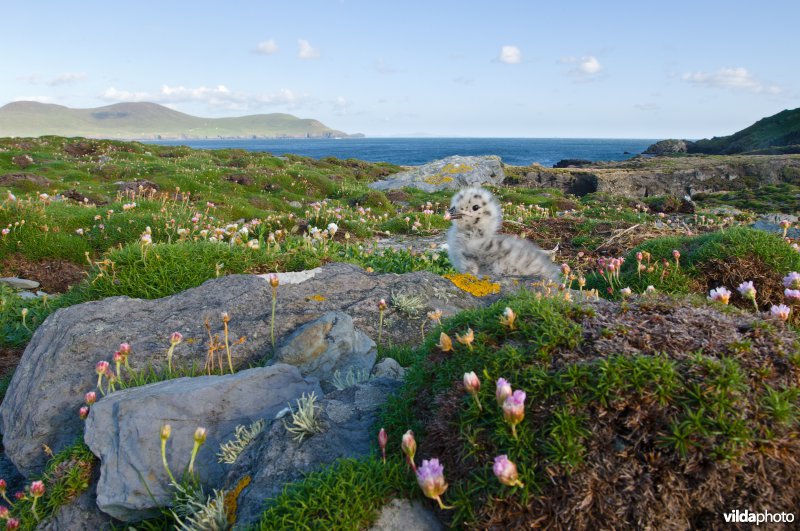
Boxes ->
[225,378,401,526]
[270,311,376,391]
[0,263,480,477]
[371,357,406,380]
[369,155,505,192]
[84,365,321,521]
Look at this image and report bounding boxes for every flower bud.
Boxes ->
[496,378,512,406]
[378,299,388,311]
[503,390,526,426]
[84,391,97,405]
[493,454,524,487]
[170,331,183,345]
[160,424,171,441]
[79,407,89,420]
[268,273,280,288]
[6,517,19,530]
[194,427,207,445]
[95,361,110,375]
[401,430,416,464]
[463,372,480,395]
[30,480,45,498]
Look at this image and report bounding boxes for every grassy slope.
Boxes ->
[0,101,349,139]
[689,107,800,154]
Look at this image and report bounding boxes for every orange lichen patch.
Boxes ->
[443,273,501,297]
[307,294,327,302]
[224,474,251,525]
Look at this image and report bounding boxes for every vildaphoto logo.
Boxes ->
[723,509,795,525]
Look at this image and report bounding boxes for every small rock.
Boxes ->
[370,499,443,531]
[12,154,34,168]
[371,358,406,380]
[288,201,303,208]
[270,311,376,391]
[17,291,38,300]
[0,278,40,290]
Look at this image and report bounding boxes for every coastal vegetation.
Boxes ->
[0,135,798,529]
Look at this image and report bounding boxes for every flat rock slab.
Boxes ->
[0,262,481,476]
[370,499,443,531]
[84,364,321,522]
[0,277,40,290]
[226,378,402,526]
[369,155,505,192]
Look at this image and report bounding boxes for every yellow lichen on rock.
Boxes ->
[422,174,455,185]
[443,273,501,297]
[224,474,252,525]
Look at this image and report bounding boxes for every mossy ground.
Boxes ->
[0,137,799,528]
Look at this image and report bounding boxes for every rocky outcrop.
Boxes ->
[270,311,376,392]
[84,365,321,521]
[751,213,800,239]
[369,155,505,192]
[553,158,593,168]
[521,155,800,198]
[225,378,402,526]
[0,263,480,476]
[643,139,689,155]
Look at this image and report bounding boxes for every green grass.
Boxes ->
[7,440,95,530]
[257,457,415,530]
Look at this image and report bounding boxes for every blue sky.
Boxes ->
[2,0,798,138]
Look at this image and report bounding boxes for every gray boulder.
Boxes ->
[0,263,479,476]
[226,378,402,526]
[369,155,505,192]
[370,499,443,530]
[270,311,376,391]
[83,365,321,521]
[751,213,799,239]
[371,357,406,380]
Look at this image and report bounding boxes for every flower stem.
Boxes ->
[378,310,384,348]
[511,424,518,440]
[435,496,454,510]
[270,286,277,351]
[472,394,482,411]
[188,441,200,476]
[161,439,176,484]
[223,321,233,374]
[31,497,39,522]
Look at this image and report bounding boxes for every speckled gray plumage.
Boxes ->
[446,187,559,280]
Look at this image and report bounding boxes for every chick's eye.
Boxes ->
[472,205,480,211]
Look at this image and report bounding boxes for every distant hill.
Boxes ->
[0,101,358,140]
[642,108,800,156]
[689,108,800,155]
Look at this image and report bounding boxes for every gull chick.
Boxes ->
[446,187,559,280]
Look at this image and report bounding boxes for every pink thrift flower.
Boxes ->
[708,287,731,304]
[30,480,45,498]
[79,406,89,420]
[6,518,20,530]
[170,332,183,345]
[463,372,480,395]
[378,428,388,463]
[771,304,791,322]
[85,391,97,405]
[783,272,800,289]
[95,361,110,375]
[416,458,450,509]
[401,430,417,471]
[0,506,8,519]
[119,343,131,354]
[503,390,526,439]
[493,455,524,487]
[496,378,512,407]
[737,281,756,300]
[785,288,800,302]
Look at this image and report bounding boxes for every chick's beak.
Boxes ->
[447,206,462,219]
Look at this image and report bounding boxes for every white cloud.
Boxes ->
[48,72,87,86]
[98,84,307,111]
[297,39,320,60]
[498,45,522,64]
[681,67,782,94]
[559,56,603,78]
[255,39,279,55]
[100,87,150,101]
